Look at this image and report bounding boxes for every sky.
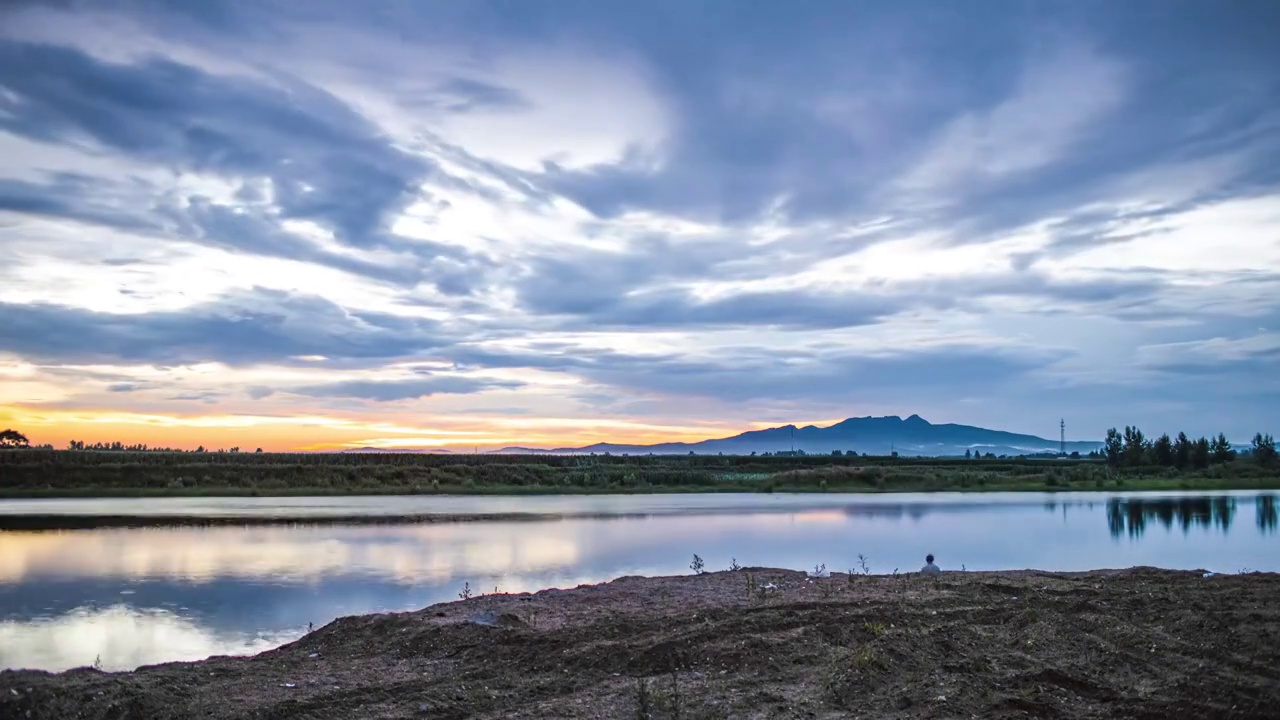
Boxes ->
[1,0,1278,451]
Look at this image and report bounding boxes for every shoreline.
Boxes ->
[2,567,1277,718]
[3,475,1279,500]
[2,487,1275,530]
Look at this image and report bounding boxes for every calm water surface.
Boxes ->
[1,491,1276,672]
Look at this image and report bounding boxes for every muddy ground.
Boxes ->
[2,568,1278,719]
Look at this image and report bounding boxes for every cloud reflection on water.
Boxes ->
[0,605,302,672]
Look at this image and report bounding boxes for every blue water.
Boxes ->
[1,491,1275,671]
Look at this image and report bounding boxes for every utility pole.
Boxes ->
[1060,419,1065,456]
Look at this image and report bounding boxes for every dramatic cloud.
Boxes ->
[294,376,523,402]
[0,290,445,366]
[1,0,1277,448]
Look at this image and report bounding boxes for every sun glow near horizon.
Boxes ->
[0,404,776,452]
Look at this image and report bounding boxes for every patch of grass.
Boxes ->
[853,647,882,669]
[863,621,887,637]
[823,645,888,709]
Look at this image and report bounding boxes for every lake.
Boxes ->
[2,490,1276,672]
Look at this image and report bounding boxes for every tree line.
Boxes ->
[63,440,262,453]
[1101,427,1277,469]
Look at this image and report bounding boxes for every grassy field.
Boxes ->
[2,449,1279,497]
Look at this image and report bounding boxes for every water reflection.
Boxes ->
[2,491,1277,672]
[0,605,301,672]
[1106,496,1238,538]
[1259,495,1278,534]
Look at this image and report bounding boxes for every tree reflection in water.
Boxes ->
[1106,496,1239,538]
[1258,495,1278,535]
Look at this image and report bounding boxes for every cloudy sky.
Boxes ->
[1,0,1277,451]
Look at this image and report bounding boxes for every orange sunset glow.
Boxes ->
[1,402,844,452]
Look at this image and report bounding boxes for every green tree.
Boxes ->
[1209,433,1236,464]
[1252,433,1278,468]
[1103,428,1123,467]
[964,449,972,459]
[1122,426,1148,467]
[1173,432,1192,470]
[1152,433,1174,467]
[0,429,30,448]
[1191,437,1211,469]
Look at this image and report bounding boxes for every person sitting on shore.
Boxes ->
[921,554,941,575]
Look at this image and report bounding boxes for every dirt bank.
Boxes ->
[3,568,1278,719]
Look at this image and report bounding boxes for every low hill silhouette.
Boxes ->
[495,415,1100,457]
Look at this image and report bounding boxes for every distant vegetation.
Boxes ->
[1,429,1278,497]
[1100,427,1277,470]
[0,429,30,449]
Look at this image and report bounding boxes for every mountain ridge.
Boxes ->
[493,415,1101,457]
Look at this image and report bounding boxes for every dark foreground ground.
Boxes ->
[2,568,1278,719]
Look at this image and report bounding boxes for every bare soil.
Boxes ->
[2,568,1278,719]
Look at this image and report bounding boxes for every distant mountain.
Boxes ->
[494,415,1102,457]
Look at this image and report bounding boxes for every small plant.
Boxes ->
[847,568,856,585]
[961,564,967,572]
[459,582,472,600]
[857,554,871,575]
[634,677,652,719]
[852,647,880,669]
[813,562,827,576]
[744,572,756,600]
[817,578,835,599]
[892,568,899,577]
[690,554,705,575]
[636,671,702,719]
[863,621,886,637]
[93,654,102,670]
[729,557,741,572]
